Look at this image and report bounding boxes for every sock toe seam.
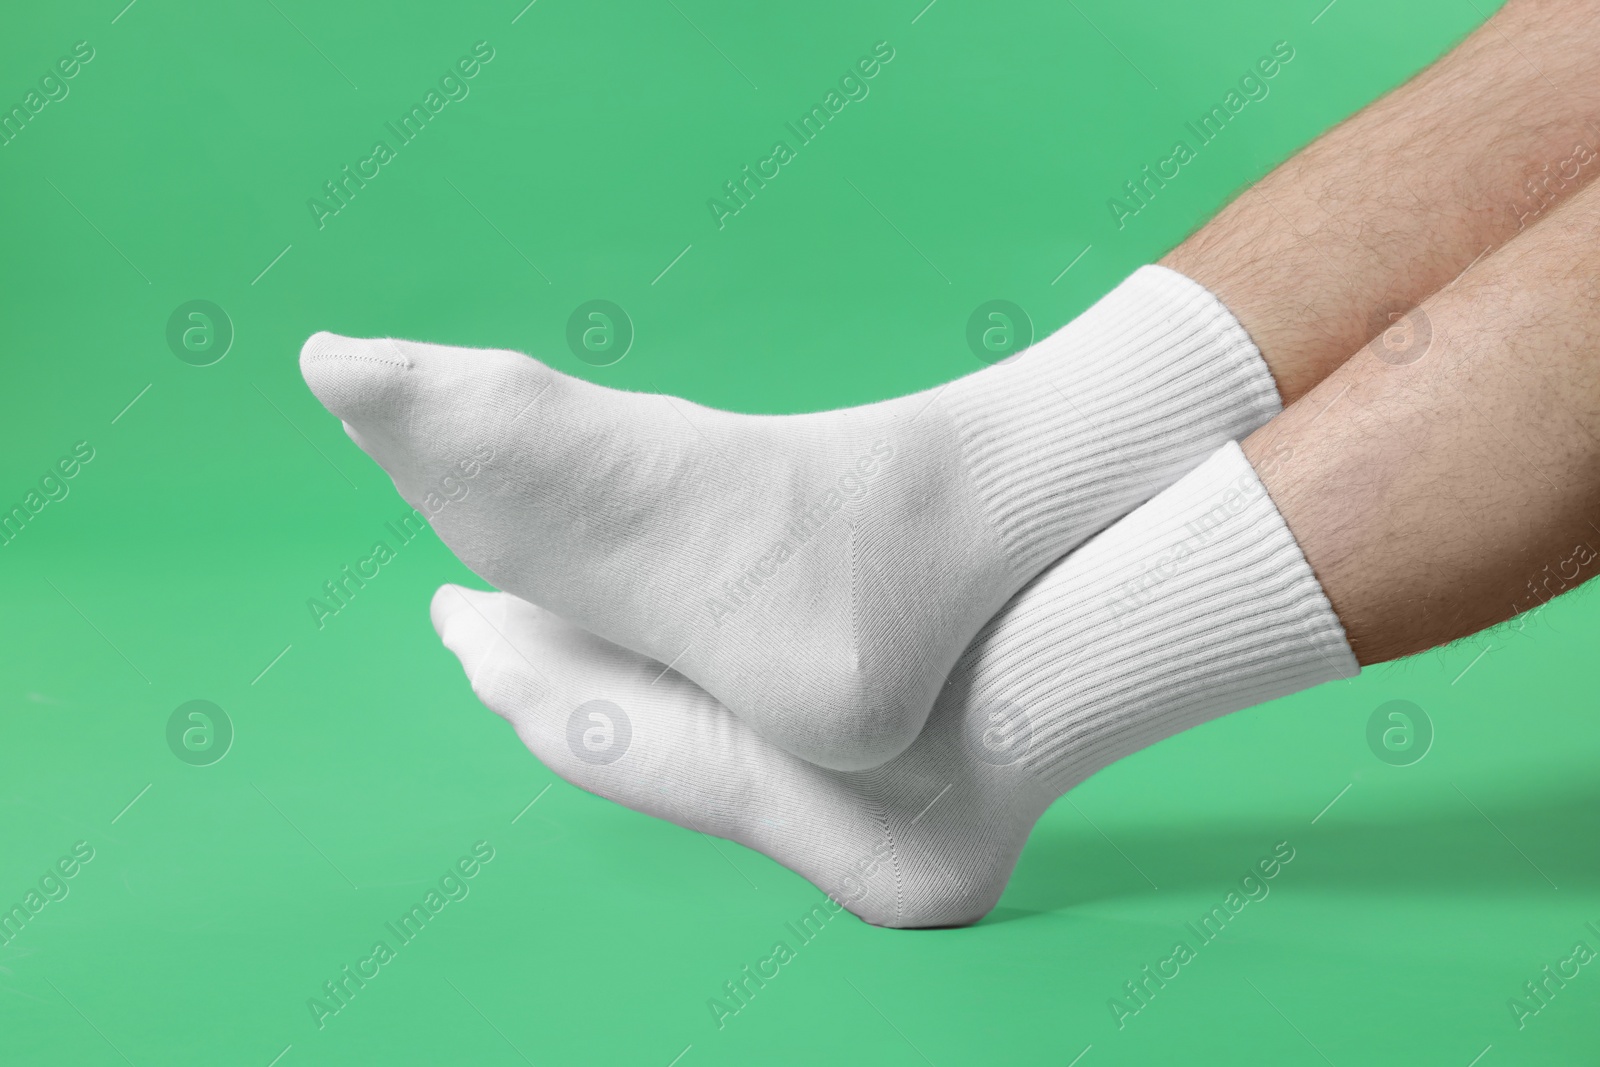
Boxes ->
[304,351,409,370]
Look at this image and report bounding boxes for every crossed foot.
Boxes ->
[300,268,1353,927]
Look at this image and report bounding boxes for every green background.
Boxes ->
[8,0,1597,1063]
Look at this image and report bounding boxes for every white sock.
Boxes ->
[304,266,1282,770]
[433,442,1357,927]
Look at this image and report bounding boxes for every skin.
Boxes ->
[1245,175,1600,663]
[1164,0,1600,404]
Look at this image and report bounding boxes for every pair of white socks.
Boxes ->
[301,266,1357,927]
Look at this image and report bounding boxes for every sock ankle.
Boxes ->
[940,265,1284,572]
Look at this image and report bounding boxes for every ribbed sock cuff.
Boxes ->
[955,441,1357,800]
[943,265,1284,575]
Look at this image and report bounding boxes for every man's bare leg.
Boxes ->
[1166,0,1600,403]
[1245,172,1600,664]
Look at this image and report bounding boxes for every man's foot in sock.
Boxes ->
[432,583,1044,928]
[303,267,1281,770]
[432,445,1356,927]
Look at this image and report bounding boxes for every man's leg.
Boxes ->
[1246,168,1600,663]
[427,162,1600,929]
[1166,0,1600,402]
[304,0,1600,774]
